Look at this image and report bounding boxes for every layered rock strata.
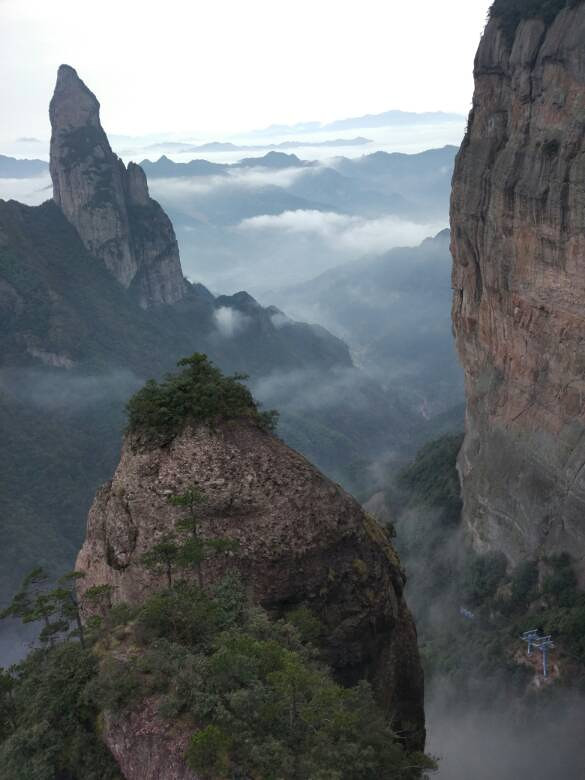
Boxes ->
[50,65,185,307]
[76,420,425,758]
[451,3,585,575]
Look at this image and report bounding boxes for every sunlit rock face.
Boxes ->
[451,6,585,576]
[49,64,186,307]
[76,419,426,757]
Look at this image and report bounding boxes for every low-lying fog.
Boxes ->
[0,174,51,205]
[1,144,454,301]
[427,686,585,779]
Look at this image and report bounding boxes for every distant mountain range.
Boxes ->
[139,151,313,178]
[270,229,463,418]
[138,147,457,236]
[0,154,48,178]
[141,137,372,154]
[253,109,465,137]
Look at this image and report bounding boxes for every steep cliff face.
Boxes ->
[50,65,185,307]
[76,419,425,767]
[451,3,585,574]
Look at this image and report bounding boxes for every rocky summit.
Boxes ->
[76,417,425,768]
[452,3,585,576]
[50,65,186,307]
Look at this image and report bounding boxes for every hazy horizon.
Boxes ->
[1,0,491,146]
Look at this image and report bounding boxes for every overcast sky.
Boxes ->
[1,0,491,143]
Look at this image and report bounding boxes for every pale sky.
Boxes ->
[0,0,491,143]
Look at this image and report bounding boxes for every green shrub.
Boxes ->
[186,725,231,777]
[185,632,434,779]
[462,551,508,606]
[126,352,278,446]
[397,434,463,526]
[1,573,435,779]
[90,656,143,713]
[135,583,224,647]
[285,606,324,643]
[509,560,539,609]
[0,644,119,779]
[543,553,578,607]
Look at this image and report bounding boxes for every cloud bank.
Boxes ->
[238,210,444,256]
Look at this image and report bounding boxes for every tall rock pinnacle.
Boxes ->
[49,65,186,307]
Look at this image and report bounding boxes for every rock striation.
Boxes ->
[451,3,585,575]
[50,65,186,308]
[76,419,425,765]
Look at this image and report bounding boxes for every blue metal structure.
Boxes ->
[460,607,475,620]
[533,635,554,678]
[521,629,541,655]
[520,630,554,677]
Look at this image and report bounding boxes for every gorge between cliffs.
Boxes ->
[4,1,585,777]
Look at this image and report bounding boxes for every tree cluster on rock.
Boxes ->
[140,487,238,588]
[0,561,436,779]
[126,353,279,446]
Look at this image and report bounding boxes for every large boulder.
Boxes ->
[77,419,425,751]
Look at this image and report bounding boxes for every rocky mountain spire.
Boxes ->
[49,64,186,308]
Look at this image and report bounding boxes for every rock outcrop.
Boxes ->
[102,700,199,780]
[76,419,425,764]
[50,65,186,308]
[451,2,585,575]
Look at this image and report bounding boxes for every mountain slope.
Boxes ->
[333,146,457,218]
[271,230,463,419]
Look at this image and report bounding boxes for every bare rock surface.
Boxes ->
[77,419,425,773]
[50,65,185,307]
[103,699,199,780]
[451,5,585,576]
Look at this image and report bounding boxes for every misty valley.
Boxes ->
[2,1,585,777]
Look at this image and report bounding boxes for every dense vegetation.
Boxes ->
[490,0,582,43]
[126,353,279,445]
[390,434,585,704]
[397,434,463,527]
[386,435,463,626]
[0,567,435,779]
